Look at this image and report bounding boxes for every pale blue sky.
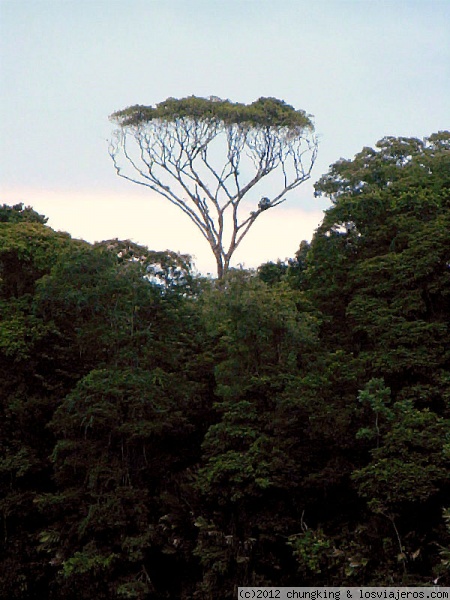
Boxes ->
[1,0,449,273]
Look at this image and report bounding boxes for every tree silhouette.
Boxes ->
[109,96,318,278]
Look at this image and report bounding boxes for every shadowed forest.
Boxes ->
[1,132,449,598]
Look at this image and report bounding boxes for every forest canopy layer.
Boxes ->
[1,132,449,598]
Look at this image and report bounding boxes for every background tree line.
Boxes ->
[0,131,449,598]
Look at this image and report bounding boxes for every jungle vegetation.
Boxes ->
[0,132,449,598]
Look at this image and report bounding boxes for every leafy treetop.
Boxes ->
[110,95,314,130]
[314,131,450,203]
[0,202,48,224]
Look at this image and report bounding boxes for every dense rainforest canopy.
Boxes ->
[1,132,449,598]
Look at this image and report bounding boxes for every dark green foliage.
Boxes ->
[258,241,311,289]
[0,215,211,598]
[300,131,450,584]
[0,221,75,597]
[38,367,200,599]
[257,260,288,286]
[1,129,449,595]
[0,202,48,224]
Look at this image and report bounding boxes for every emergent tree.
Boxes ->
[109,96,318,278]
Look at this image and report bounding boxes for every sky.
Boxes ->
[1,0,449,275]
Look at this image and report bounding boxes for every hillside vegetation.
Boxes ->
[1,132,449,598]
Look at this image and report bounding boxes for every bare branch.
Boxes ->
[109,96,318,277]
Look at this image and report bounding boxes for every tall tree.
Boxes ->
[109,96,318,278]
[193,270,321,596]
[0,219,78,597]
[304,131,450,583]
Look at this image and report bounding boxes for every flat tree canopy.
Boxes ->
[109,96,318,278]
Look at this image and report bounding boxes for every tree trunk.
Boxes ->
[215,255,224,280]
